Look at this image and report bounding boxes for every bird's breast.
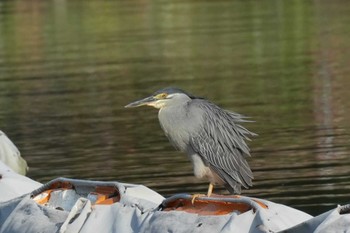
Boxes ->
[158,105,197,152]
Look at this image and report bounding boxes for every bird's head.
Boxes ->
[125,87,198,109]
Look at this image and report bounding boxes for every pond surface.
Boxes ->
[1,0,350,216]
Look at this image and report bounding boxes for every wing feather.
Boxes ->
[188,100,255,193]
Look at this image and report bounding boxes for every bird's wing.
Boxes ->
[188,100,255,192]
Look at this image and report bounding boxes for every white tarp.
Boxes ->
[0,176,313,233]
[0,161,41,202]
[1,131,350,233]
[0,131,28,175]
[280,204,350,233]
[0,165,350,233]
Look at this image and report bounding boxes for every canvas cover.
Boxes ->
[0,176,315,233]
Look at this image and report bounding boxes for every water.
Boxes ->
[1,0,350,216]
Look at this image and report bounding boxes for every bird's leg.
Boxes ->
[191,193,205,205]
[191,183,214,205]
[207,183,214,197]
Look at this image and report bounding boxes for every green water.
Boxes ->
[1,0,350,216]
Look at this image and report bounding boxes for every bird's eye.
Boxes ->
[156,93,168,99]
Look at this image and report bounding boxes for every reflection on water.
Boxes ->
[1,1,350,216]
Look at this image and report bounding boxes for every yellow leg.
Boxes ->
[191,183,214,205]
[191,193,205,205]
[207,183,214,197]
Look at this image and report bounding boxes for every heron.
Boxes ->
[125,87,256,198]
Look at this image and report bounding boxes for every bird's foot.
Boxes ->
[191,194,206,205]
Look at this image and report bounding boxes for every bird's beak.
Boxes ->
[125,96,156,108]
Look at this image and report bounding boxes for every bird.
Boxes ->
[125,87,256,197]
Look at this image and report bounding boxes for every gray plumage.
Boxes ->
[125,87,256,194]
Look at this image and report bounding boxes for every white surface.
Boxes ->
[0,161,41,202]
[0,131,28,175]
[314,206,350,233]
[60,198,92,233]
[281,205,350,233]
[0,176,317,233]
[1,128,347,232]
[47,190,82,211]
[0,174,349,232]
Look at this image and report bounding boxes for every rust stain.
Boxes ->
[163,195,268,216]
